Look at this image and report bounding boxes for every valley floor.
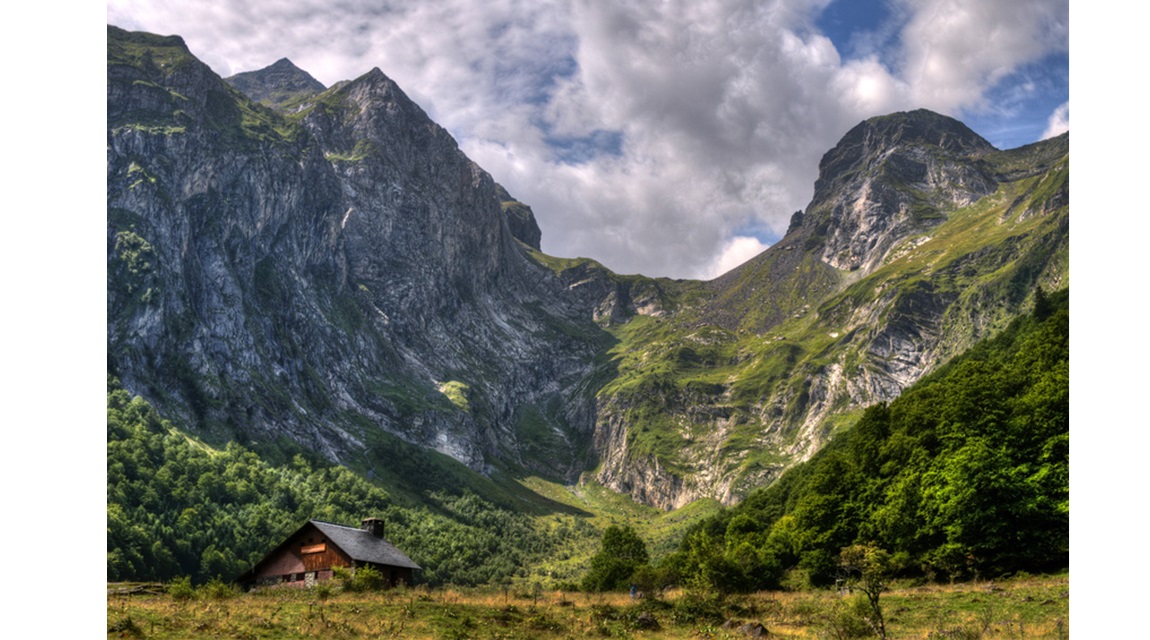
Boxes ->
[107,573,1068,639]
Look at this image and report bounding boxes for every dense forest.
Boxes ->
[661,289,1069,591]
[107,381,598,585]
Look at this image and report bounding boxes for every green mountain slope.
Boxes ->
[107,376,587,585]
[667,289,1068,589]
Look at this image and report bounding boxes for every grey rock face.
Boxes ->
[108,27,606,476]
[495,184,543,250]
[807,110,998,273]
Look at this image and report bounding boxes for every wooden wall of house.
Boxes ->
[297,524,353,573]
[252,523,351,582]
[255,546,305,579]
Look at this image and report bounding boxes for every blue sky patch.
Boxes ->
[816,0,899,63]
[958,51,1069,150]
[545,128,625,165]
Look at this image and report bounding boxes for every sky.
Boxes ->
[106,0,1068,279]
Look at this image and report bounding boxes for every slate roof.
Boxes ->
[310,520,421,570]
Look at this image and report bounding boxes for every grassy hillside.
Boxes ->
[666,288,1068,590]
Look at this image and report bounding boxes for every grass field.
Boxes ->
[107,573,1068,639]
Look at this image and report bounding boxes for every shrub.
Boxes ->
[781,567,814,592]
[338,565,385,592]
[167,575,195,600]
[839,544,893,639]
[107,615,143,637]
[670,578,727,625]
[200,576,240,600]
[819,595,878,639]
[631,564,674,598]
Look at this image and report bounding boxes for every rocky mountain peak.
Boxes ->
[814,109,994,200]
[225,57,326,108]
[269,57,300,70]
[703,110,1001,333]
[108,25,238,132]
[856,109,992,153]
[799,109,999,273]
[108,24,187,51]
[350,67,401,96]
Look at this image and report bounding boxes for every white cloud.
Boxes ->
[704,236,772,280]
[1042,102,1069,139]
[896,0,1069,113]
[106,0,1068,279]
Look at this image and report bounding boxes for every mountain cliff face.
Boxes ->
[108,26,607,475]
[107,26,1069,509]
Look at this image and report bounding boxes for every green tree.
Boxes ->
[839,543,894,639]
[581,525,649,592]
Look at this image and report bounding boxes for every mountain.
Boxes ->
[588,113,1068,508]
[107,26,1069,511]
[224,58,325,108]
[108,25,609,480]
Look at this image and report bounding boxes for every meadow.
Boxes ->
[107,573,1068,639]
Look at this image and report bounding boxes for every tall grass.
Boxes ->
[107,573,1068,639]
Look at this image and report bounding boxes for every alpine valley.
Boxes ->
[107,26,1068,584]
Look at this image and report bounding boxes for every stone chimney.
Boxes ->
[361,517,386,538]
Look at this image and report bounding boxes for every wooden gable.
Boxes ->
[247,522,352,585]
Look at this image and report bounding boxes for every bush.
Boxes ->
[200,576,240,600]
[630,564,674,598]
[107,615,143,637]
[819,595,878,639]
[167,575,195,600]
[338,565,385,592]
[670,578,727,625]
[839,544,892,639]
[781,567,814,592]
